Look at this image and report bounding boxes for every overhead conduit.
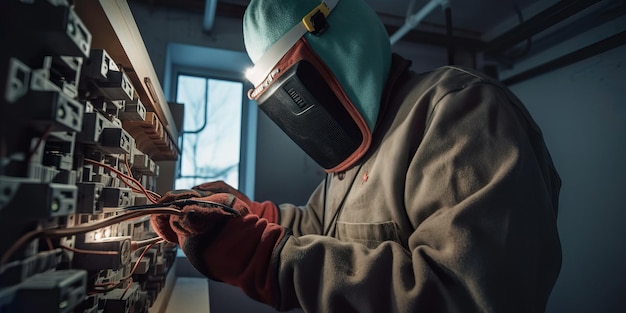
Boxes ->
[389,0,454,65]
[203,0,218,32]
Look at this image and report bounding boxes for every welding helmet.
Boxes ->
[243,0,391,172]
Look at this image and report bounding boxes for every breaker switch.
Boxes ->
[9,269,87,313]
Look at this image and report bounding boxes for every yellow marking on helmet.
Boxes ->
[302,2,330,33]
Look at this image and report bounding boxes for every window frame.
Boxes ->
[171,65,251,190]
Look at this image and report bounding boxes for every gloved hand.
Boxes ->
[150,192,289,306]
[156,181,279,223]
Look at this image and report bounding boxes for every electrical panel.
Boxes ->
[0,1,180,313]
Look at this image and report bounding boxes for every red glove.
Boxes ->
[158,181,280,224]
[150,192,289,307]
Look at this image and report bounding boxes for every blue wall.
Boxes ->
[509,44,626,313]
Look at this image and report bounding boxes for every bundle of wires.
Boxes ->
[84,158,160,204]
[0,155,240,290]
[1,199,239,269]
[0,207,180,268]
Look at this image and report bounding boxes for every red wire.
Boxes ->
[26,125,53,163]
[122,154,159,203]
[84,158,160,204]
[119,277,134,299]
[92,239,163,296]
[124,154,135,180]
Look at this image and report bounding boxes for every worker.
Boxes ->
[151,0,562,312]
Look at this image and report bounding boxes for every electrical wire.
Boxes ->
[84,158,160,204]
[42,208,180,237]
[89,279,125,294]
[122,154,160,203]
[124,199,240,216]
[84,158,156,203]
[91,239,162,297]
[117,175,157,202]
[2,199,238,269]
[26,125,53,163]
[131,237,162,251]
[119,278,134,299]
[146,190,161,200]
[90,157,160,203]
[45,238,54,250]
[121,240,162,298]
[124,154,134,180]
[59,245,119,255]
[0,207,181,268]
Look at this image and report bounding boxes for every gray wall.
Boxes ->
[130,3,626,312]
[509,44,626,313]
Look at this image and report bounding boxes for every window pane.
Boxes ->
[176,75,207,132]
[175,74,243,190]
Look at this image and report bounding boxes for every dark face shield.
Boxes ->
[257,59,363,170]
[247,39,371,172]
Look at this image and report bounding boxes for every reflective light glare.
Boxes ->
[244,67,256,83]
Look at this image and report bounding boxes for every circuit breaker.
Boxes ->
[0,1,180,312]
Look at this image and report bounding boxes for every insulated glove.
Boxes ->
[157,181,279,223]
[150,192,289,306]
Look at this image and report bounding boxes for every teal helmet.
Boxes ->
[244,0,391,131]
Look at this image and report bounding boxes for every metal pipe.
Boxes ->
[502,30,626,85]
[484,0,601,56]
[390,0,449,45]
[203,0,218,32]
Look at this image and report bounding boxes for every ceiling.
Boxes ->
[132,0,615,56]
[133,0,544,38]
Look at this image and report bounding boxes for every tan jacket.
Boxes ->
[275,55,562,313]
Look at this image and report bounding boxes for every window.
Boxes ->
[174,74,244,189]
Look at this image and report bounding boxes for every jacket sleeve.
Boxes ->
[276,182,327,236]
[275,82,562,313]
